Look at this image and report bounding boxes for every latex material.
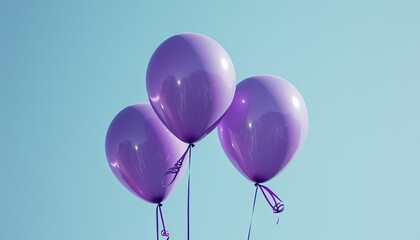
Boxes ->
[146,33,236,143]
[218,75,308,183]
[105,103,188,203]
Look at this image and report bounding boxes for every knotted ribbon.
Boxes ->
[247,183,285,240]
[156,203,170,240]
[162,143,195,240]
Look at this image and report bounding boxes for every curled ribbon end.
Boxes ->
[273,202,285,214]
[162,172,177,187]
[157,204,170,240]
[161,144,193,187]
[257,184,285,225]
[161,230,170,237]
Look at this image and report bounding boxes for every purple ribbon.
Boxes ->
[162,143,195,240]
[186,144,194,240]
[156,203,170,240]
[258,184,285,217]
[247,183,285,240]
[162,144,194,187]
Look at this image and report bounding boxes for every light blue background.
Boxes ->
[1,0,420,239]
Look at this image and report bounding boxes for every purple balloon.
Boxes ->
[218,75,308,183]
[105,103,188,204]
[146,33,236,143]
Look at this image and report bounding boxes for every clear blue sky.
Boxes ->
[1,0,419,239]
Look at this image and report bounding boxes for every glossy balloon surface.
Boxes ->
[146,33,236,143]
[105,103,188,203]
[218,75,308,183]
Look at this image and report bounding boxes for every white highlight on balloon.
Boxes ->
[292,97,300,109]
[241,99,246,103]
[221,58,229,70]
[111,161,120,168]
[248,122,252,128]
[177,79,181,85]
[150,95,160,102]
